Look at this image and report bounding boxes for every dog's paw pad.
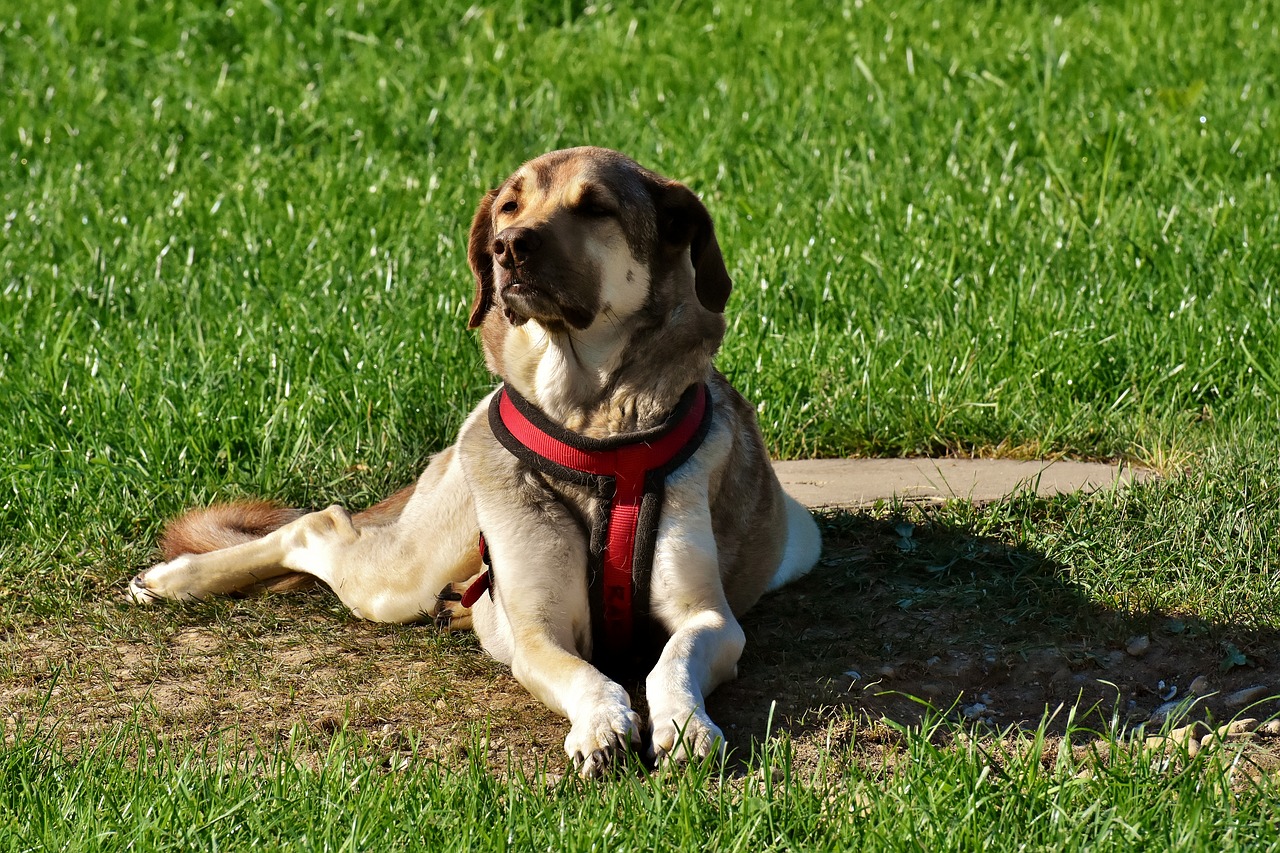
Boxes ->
[433,582,473,631]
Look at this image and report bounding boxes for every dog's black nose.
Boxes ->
[493,227,542,267]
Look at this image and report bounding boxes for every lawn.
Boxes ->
[2,0,1279,848]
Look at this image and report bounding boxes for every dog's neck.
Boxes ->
[487,307,721,438]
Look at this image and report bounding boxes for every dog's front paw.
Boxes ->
[126,557,202,605]
[564,703,642,778]
[648,707,724,767]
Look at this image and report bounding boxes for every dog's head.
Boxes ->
[466,148,732,337]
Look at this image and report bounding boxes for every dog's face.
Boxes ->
[466,147,732,336]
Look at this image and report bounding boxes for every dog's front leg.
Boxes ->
[510,629,642,777]
[476,512,642,778]
[644,497,745,766]
[645,606,744,766]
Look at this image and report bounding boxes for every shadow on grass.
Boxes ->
[714,506,1280,757]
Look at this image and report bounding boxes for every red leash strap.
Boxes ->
[483,383,711,659]
[459,535,492,609]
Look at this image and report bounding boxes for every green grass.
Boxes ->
[4,716,1279,852]
[3,0,1279,846]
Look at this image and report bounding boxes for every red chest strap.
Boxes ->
[478,383,711,660]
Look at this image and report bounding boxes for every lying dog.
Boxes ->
[129,147,822,776]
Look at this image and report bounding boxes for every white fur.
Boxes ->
[131,443,482,625]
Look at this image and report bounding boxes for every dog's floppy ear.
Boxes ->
[467,188,500,329]
[655,181,733,313]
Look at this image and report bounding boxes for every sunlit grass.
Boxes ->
[3,710,1277,851]
[2,0,1278,844]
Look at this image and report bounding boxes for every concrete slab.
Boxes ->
[772,458,1153,509]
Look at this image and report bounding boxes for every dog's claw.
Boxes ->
[648,708,724,768]
[127,574,160,606]
[574,748,617,779]
[565,703,641,778]
[433,582,474,632]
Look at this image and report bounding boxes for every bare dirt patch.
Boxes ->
[4,510,1279,776]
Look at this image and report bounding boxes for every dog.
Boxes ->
[129,147,822,776]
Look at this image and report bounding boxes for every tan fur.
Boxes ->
[130,148,821,777]
[352,483,417,528]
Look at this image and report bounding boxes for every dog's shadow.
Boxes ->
[712,504,1280,759]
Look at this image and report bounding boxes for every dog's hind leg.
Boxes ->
[130,504,358,604]
[764,492,822,592]
[129,447,481,624]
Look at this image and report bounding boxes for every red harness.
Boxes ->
[462,383,712,664]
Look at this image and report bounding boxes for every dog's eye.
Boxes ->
[500,200,518,214]
[576,201,616,219]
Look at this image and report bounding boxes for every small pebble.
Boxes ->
[1260,720,1280,736]
[1126,635,1151,657]
[1145,734,1199,759]
[1227,718,1260,735]
[1171,722,1207,744]
[961,703,987,720]
[1203,720,1261,749]
[1187,675,1210,696]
